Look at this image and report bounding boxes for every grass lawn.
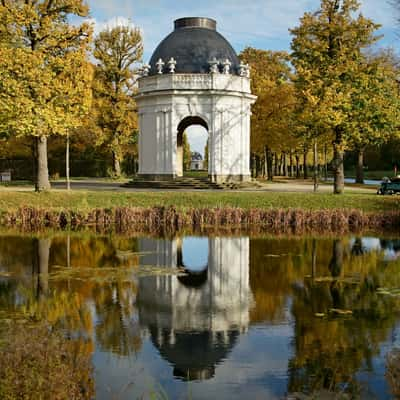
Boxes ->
[0,190,398,213]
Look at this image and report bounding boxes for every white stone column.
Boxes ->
[138,112,144,175]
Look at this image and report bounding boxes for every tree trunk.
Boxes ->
[283,152,287,177]
[31,138,37,183]
[355,148,365,184]
[35,136,51,192]
[274,153,278,176]
[332,129,345,194]
[251,153,256,178]
[295,155,300,178]
[303,148,308,180]
[262,157,266,178]
[264,148,268,179]
[132,154,136,176]
[278,153,283,176]
[324,143,328,181]
[66,133,70,191]
[265,146,273,181]
[112,150,121,177]
[313,141,318,192]
[289,151,293,177]
[255,155,261,178]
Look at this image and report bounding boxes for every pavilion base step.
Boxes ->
[123,176,247,190]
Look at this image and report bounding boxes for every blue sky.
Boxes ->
[87,0,398,61]
[86,0,398,154]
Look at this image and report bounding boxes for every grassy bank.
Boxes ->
[0,190,399,212]
[0,190,399,233]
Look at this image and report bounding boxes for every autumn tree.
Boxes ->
[348,51,400,183]
[290,0,380,193]
[92,25,143,177]
[0,0,93,191]
[240,48,298,180]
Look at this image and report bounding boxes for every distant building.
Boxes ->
[190,152,204,171]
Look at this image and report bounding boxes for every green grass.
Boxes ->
[0,190,398,213]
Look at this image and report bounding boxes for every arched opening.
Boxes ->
[177,237,209,288]
[177,117,209,178]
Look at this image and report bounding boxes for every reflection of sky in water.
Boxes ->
[182,237,208,271]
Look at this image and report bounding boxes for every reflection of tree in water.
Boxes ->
[50,236,142,356]
[249,238,310,323]
[351,237,365,256]
[328,239,343,310]
[0,281,18,314]
[381,239,400,253]
[93,280,141,356]
[0,235,36,272]
[288,239,400,397]
[32,238,51,297]
[50,236,140,270]
[0,234,142,357]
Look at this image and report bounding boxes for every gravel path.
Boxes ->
[1,179,378,194]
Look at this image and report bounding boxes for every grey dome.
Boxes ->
[149,17,240,75]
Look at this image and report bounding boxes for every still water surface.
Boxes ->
[0,234,400,399]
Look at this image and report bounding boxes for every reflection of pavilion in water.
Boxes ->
[137,237,251,381]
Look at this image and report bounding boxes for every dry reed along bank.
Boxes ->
[1,206,400,235]
[0,191,399,234]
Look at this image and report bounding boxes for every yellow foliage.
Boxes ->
[0,0,93,139]
[240,48,300,155]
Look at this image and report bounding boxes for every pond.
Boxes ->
[0,233,400,399]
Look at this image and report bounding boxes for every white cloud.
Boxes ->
[86,16,139,36]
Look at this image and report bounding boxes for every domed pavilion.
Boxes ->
[136,17,256,183]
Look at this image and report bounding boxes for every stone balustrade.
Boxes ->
[138,72,252,94]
